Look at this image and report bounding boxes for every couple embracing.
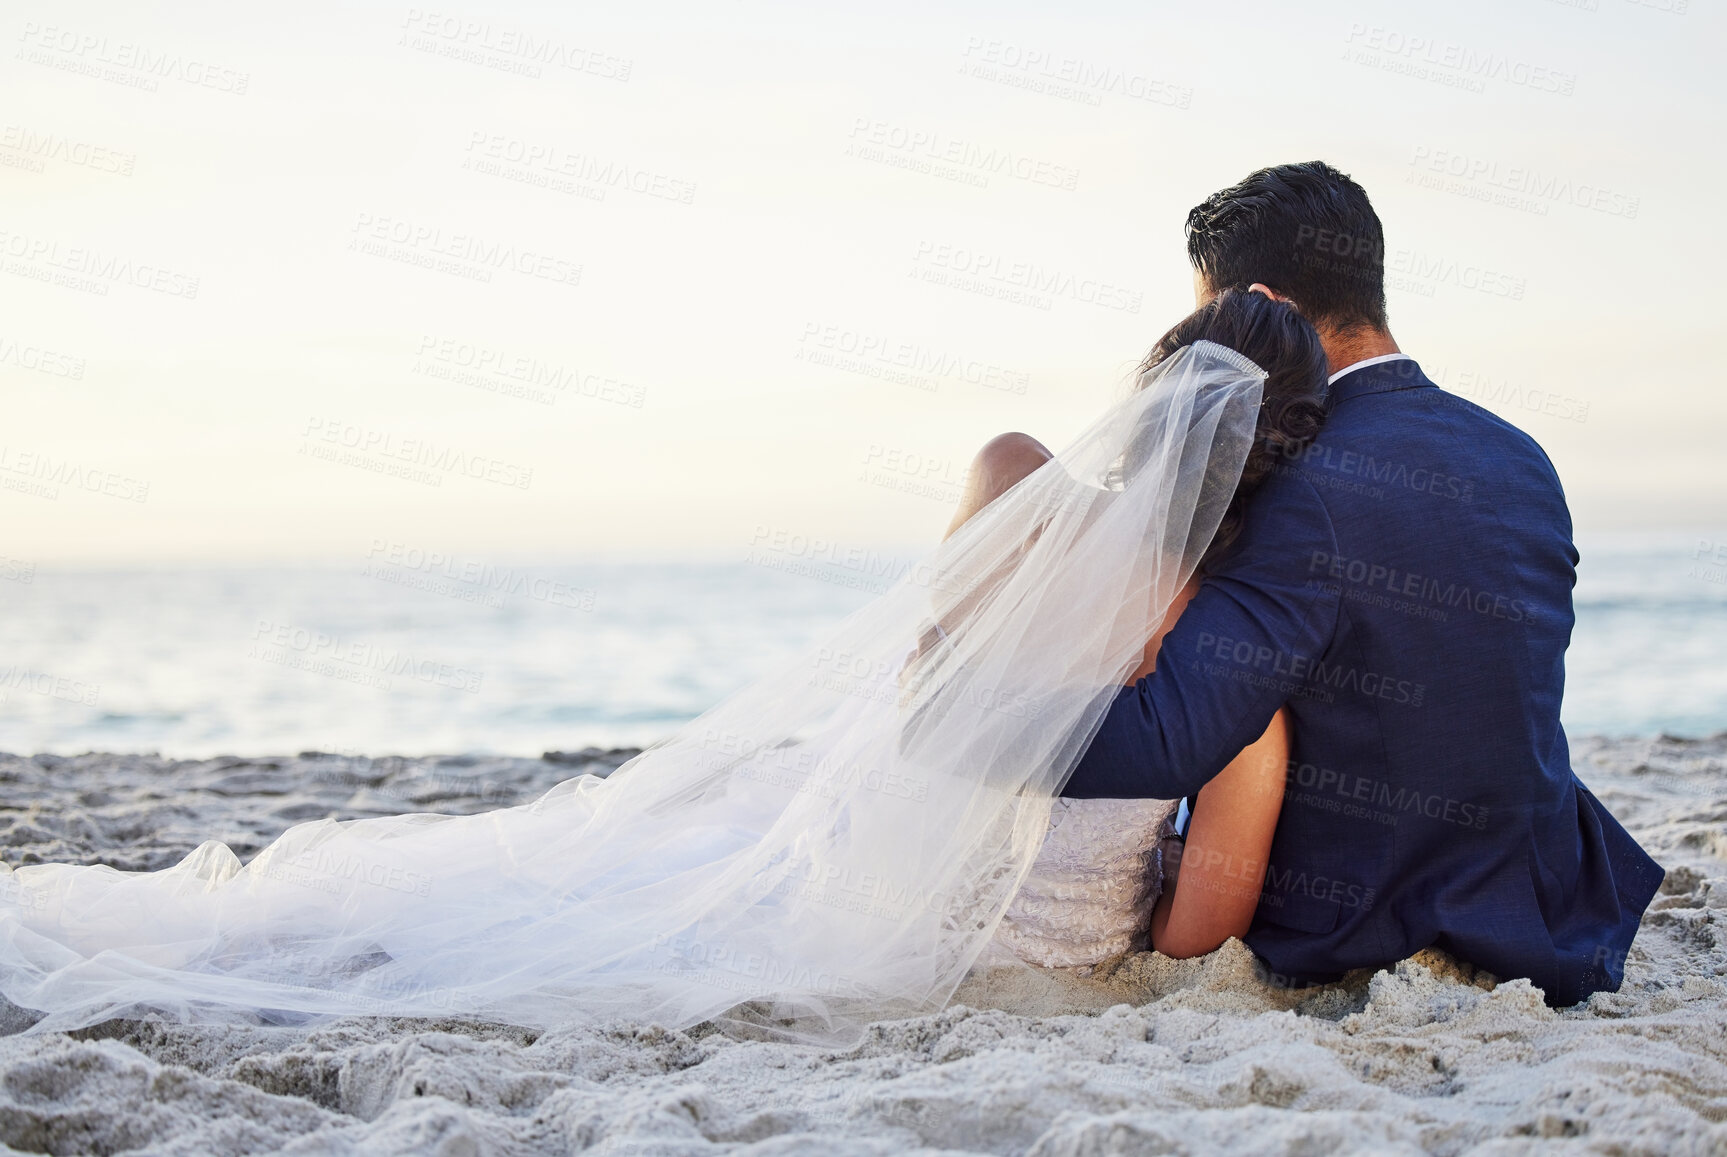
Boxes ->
[0,162,1661,1041]
[985,161,1660,1004]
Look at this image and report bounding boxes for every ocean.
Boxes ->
[1,533,1722,758]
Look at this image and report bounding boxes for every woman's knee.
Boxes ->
[943,432,1054,540]
[972,432,1052,490]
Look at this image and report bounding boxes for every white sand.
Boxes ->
[1,734,1723,1155]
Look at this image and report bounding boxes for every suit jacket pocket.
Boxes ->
[1252,888,1342,935]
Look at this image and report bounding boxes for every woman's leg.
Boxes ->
[1130,581,1289,958]
[903,432,1054,675]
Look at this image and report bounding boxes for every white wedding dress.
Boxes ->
[992,798,1179,969]
[0,342,1263,1044]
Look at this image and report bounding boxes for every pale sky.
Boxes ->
[3,0,1722,565]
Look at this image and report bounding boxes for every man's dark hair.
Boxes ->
[1185,161,1388,332]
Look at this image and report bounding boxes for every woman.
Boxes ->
[0,290,1326,1044]
[974,287,1326,967]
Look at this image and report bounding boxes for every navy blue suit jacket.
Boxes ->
[1061,357,1663,1005]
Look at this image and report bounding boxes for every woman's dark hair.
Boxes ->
[1138,287,1328,572]
[1185,161,1388,333]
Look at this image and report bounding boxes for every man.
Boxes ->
[1054,161,1663,1003]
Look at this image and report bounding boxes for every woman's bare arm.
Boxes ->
[1149,709,1288,957]
[1129,578,1289,958]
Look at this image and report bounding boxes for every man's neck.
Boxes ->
[1319,326,1401,378]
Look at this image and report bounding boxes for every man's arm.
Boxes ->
[1061,472,1342,800]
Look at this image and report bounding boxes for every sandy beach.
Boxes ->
[0,733,1722,1155]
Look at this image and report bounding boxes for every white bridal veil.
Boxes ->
[0,342,1265,1044]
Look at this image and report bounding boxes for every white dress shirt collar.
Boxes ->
[1327,352,1413,386]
